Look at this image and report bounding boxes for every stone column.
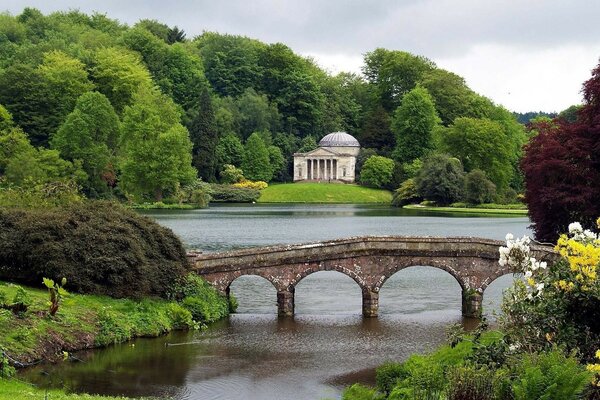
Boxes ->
[333,159,337,179]
[362,289,379,318]
[277,287,295,317]
[307,159,312,180]
[462,289,483,318]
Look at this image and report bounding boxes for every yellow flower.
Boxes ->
[596,349,600,359]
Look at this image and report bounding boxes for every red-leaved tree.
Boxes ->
[521,61,600,243]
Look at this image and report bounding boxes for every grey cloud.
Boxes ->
[3,0,600,58]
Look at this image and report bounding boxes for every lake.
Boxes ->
[22,204,531,400]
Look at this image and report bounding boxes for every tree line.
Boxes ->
[0,8,572,204]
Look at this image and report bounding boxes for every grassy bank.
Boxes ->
[0,278,230,366]
[0,379,129,400]
[257,183,392,203]
[403,204,528,216]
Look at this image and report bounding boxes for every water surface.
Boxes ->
[22,204,528,399]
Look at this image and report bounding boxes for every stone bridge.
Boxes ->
[189,236,556,318]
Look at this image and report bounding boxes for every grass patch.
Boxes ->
[403,204,528,215]
[0,379,130,399]
[257,183,392,203]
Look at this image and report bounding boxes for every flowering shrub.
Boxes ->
[233,180,268,190]
[500,218,600,362]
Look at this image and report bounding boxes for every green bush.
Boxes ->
[360,155,395,188]
[391,179,421,207]
[376,362,408,395]
[511,350,591,400]
[0,201,190,298]
[342,384,384,400]
[445,366,495,400]
[209,184,260,202]
[171,274,231,323]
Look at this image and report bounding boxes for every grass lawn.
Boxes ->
[258,183,392,203]
[403,204,528,216]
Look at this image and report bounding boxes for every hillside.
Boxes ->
[257,183,392,203]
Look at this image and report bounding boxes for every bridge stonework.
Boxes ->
[190,236,556,318]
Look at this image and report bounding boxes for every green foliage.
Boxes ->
[242,132,273,182]
[441,117,513,192]
[90,47,153,113]
[220,164,245,184]
[0,347,15,379]
[42,277,68,316]
[0,201,190,298]
[376,362,408,396]
[51,91,120,197]
[297,135,318,153]
[391,179,421,207]
[209,184,260,203]
[120,86,196,201]
[445,366,496,400]
[511,350,590,400]
[342,384,384,400]
[169,274,231,323]
[267,145,285,181]
[360,155,395,188]
[188,88,219,182]
[216,132,245,169]
[391,85,439,164]
[415,154,465,205]
[464,169,496,205]
[0,181,83,208]
[235,88,281,139]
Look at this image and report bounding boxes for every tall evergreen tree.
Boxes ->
[188,88,219,182]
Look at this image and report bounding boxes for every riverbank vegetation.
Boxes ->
[344,219,600,399]
[0,201,233,368]
[257,183,392,203]
[403,204,527,216]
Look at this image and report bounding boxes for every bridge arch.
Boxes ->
[226,274,278,313]
[290,263,367,293]
[374,262,467,293]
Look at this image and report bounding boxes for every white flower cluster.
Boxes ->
[568,222,598,243]
[499,233,532,271]
[499,233,547,301]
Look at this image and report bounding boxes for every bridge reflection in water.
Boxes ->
[190,236,554,318]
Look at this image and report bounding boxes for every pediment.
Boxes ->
[297,147,340,157]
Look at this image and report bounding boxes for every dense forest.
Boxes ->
[0,8,567,204]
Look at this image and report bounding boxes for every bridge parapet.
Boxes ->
[191,236,557,318]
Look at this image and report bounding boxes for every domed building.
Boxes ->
[293,132,360,183]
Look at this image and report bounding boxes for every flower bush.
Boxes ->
[232,180,268,190]
[500,218,600,362]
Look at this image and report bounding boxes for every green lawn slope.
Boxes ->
[258,183,392,203]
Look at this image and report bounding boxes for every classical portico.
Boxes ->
[293,132,360,183]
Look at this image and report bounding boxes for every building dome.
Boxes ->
[318,131,360,147]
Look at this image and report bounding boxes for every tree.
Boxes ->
[220,164,244,184]
[5,148,85,185]
[392,179,421,207]
[297,135,318,153]
[51,92,120,196]
[356,148,379,179]
[363,48,435,111]
[119,87,196,201]
[522,62,600,242]
[464,169,496,204]
[216,132,245,168]
[38,50,94,124]
[415,154,465,205]
[359,105,394,155]
[242,132,272,182]
[391,85,439,164]
[440,117,512,192]
[359,155,395,188]
[267,145,285,181]
[235,88,281,139]
[419,69,478,126]
[188,88,219,182]
[90,47,153,113]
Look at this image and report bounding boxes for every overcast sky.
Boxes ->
[3,0,600,112]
